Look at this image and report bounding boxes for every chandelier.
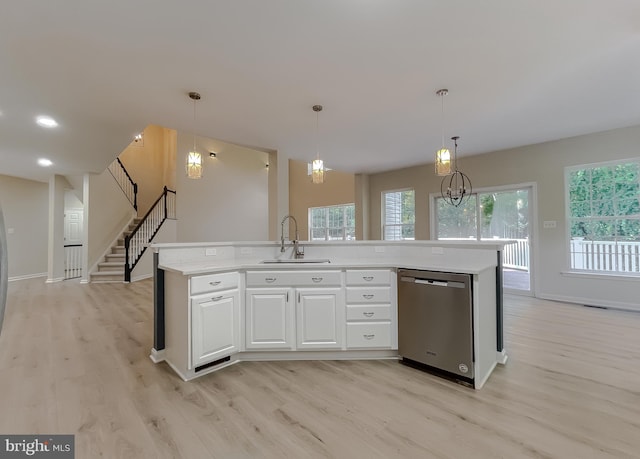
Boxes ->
[186,91,203,179]
[311,105,325,184]
[440,136,472,207]
[435,89,451,176]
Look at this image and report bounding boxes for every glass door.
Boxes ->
[435,186,533,295]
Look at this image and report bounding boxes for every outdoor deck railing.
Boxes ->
[571,238,640,273]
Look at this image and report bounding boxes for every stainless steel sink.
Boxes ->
[260,258,331,264]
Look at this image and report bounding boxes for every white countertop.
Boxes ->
[154,240,506,276]
[158,257,497,276]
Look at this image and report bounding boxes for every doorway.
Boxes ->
[432,184,535,295]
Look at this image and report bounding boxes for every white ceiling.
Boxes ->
[2,1,640,183]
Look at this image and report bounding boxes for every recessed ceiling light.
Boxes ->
[36,116,58,128]
[38,158,53,167]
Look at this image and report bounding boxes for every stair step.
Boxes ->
[105,254,125,262]
[112,246,125,255]
[90,271,124,283]
[98,262,124,273]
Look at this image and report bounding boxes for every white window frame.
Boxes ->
[382,188,415,240]
[308,203,356,241]
[565,158,640,276]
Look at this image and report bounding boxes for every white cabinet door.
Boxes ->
[245,288,295,350]
[191,289,239,367]
[296,288,344,349]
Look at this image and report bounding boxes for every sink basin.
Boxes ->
[260,258,331,264]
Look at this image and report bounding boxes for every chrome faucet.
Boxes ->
[280,215,304,259]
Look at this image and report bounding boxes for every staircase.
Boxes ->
[90,218,141,283]
[91,159,176,283]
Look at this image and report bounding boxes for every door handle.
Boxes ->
[363,334,375,340]
[265,277,276,283]
[210,295,223,302]
[363,312,374,317]
[311,277,323,283]
[208,280,221,286]
[363,294,374,300]
[362,276,374,282]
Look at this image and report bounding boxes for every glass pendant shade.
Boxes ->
[312,158,325,184]
[435,148,451,175]
[186,151,202,179]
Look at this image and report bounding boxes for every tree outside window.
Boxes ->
[309,204,355,240]
[383,190,415,240]
[568,160,640,273]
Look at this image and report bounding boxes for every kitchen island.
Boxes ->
[151,240,509,389]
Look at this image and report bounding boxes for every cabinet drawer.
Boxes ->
[346,322,391,348]
[191,272,239,295]
[346,305,391,321]
[246,270,341,287]
[346,269,391,285]
[346,286,391,304]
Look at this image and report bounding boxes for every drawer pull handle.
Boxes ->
[311,277,323,283]
[265,277,276,283]
[363,294,374,300]
[362,276,374,281]
[363,312,374,317]
[363,334,375,340]
[211,295,224,302]
[208,281,221,286]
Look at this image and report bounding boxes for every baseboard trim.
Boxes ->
[45,277,65,284]
[131,273,153,282]
[8,273,47,282]
[538,293,640,312]
[150,348,166,363]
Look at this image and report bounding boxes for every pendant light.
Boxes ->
[435,89,451,176]
[311,104,325,184]
[440,136,472,207]
[186,91,203,179]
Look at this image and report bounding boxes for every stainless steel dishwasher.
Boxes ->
[398,269,474,382]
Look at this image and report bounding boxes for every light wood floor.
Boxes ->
[1,278,639,458]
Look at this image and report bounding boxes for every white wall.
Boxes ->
[0,174,48,279]
[175,132,269,242]
[86,170,135,273]
[368,124,640,311]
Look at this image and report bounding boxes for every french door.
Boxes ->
[433,185,534,295]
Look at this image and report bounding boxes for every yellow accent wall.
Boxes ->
[288,159,355,240]
[118,124,177,215]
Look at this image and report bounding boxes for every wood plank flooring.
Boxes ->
[0,278,639,458]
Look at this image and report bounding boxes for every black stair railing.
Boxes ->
[108,157,138,211]
[124,186,176,282]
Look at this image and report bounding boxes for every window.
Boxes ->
[383,189,415,240]
[309,204,355,240]
[567,160,640,274]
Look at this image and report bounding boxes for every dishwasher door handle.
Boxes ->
[415,279,448,287]
[414,279,467,288]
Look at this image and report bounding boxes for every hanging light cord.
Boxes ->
[316,109,320,160]
[193,98,197,152]
[440,93,445,149]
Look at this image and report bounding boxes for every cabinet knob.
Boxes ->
[363,312,374,317]
[363,294,374,300]
[363,334,375,340]
[311,277,323,283]
[362,276,374,281]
